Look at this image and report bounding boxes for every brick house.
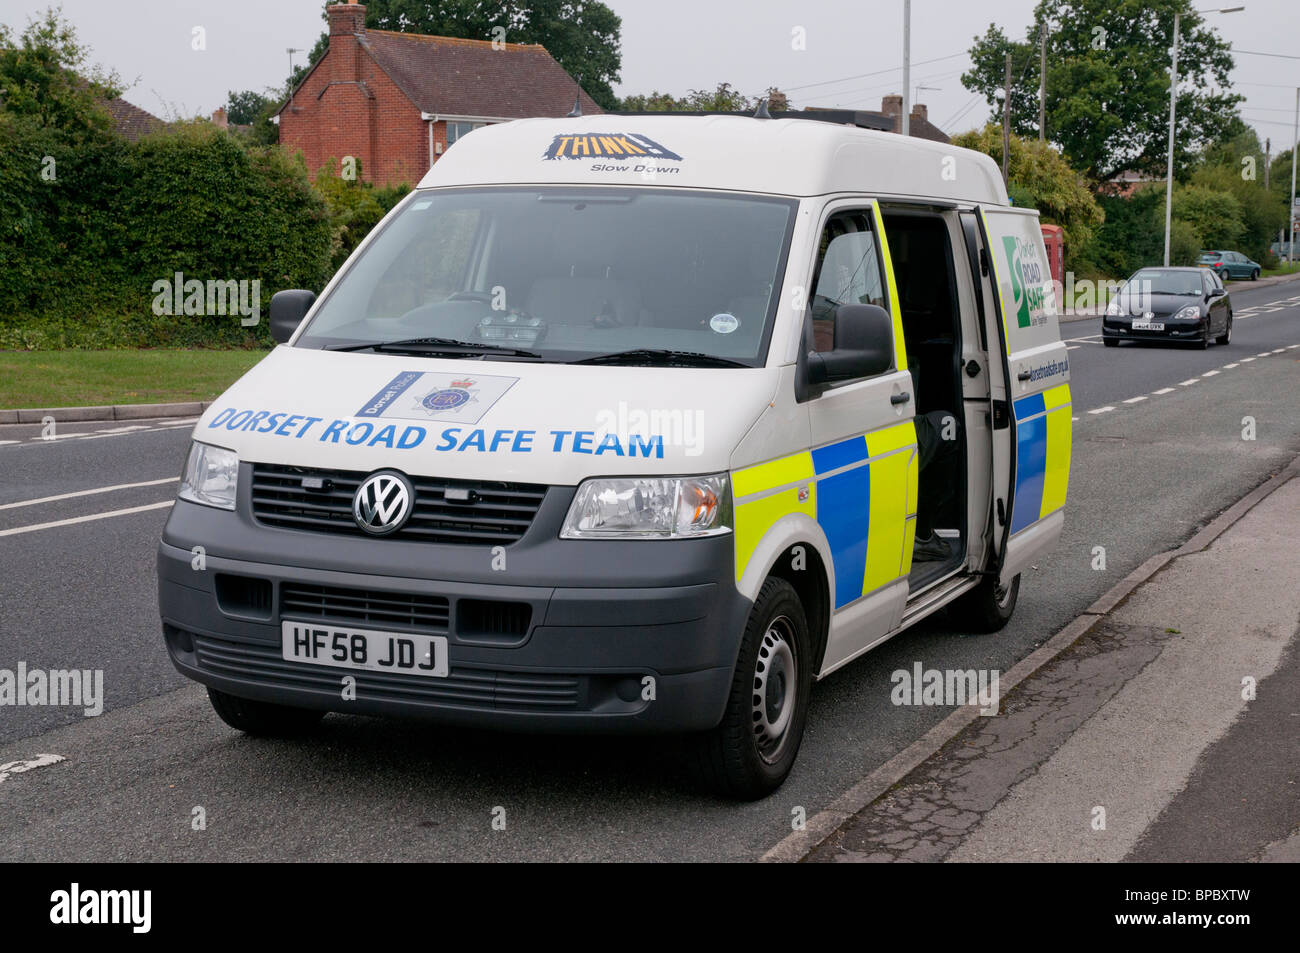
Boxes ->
[277,1,601,187]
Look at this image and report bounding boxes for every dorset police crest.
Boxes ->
[419,379,477,415]
[356,371,519,424]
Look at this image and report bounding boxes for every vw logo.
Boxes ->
[352,471,414,535]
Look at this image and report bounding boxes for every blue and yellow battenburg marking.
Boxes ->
[733,422,918,609]
[1010,383,1072,534]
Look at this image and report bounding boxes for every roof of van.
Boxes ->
[416,115,1010,205]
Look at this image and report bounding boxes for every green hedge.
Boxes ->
[0,119,336,349]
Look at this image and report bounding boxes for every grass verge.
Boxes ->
[0,349,268,410]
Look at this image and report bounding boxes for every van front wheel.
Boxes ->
[690,577,812,800]
[953,573,1020,633]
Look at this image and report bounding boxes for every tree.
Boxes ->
[307,0,623,110]
[225,89,270,125]
[961,0,1240,183]
[1191,121,1289,258]
[224,89,279,145]
[1172,184,1243,250]
[619,83,791,113]
[0,8,121,136]
[952,124,1104,262]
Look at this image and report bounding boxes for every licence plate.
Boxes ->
[281,621,449,677]
[1131,320,1164,331]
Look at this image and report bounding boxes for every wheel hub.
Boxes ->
[752,617,797,761]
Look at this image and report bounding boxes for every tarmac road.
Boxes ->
[0,277,1297,860]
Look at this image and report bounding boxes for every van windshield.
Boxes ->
[295,187,798,367]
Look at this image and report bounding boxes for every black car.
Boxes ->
[1103,266,1232,348]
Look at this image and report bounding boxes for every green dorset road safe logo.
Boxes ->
[1002,235,1047,329]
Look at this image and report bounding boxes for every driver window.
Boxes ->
[809,211,886,352]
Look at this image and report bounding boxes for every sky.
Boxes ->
[1,0,1297,154]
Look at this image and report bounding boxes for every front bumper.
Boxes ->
[1102,316,1206,342]
[158,483,751,734]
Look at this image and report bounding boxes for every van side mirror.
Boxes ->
[269,289,317,343]
[806,304,894,385]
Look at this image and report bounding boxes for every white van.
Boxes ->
[158,116,1071,798]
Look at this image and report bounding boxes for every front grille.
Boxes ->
[281,582,450,633]
[250,464,546,545]
[191,634,582,712]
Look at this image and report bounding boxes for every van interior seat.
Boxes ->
[525,275,645,326]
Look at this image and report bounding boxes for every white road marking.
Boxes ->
[1257,352,1272,357]
[0,754,65,784]
[1152,387,1176,395]
[1071,416,1080,422]
[1122,395,1147,404]
[1179,379,1199,386]
[0,501,173,537]
[1088,406,1116,414]
[1241,357,1256,363]
[0,477,177,511]
[1272,348,1287,354]
[1202,370,1220,377]
[1066,345,1081,351]
[1222,363,1239,369]
[1289,344,1300,350]
[6,419,199,446]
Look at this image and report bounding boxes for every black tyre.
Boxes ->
[1251,269,1259,281]
[207,688,326,736]
[1197,322,1211,349]
[952,573,1020,633]
[1216,313,1232,346]
[1103,337,1118,347]
[690,577,813,800]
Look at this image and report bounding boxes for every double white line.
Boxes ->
[0,478,177,538]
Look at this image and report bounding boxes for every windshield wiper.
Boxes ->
[326,337,541,359]
[569,348,750,368]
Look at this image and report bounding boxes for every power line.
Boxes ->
[1234,49,1300,61]
[782,51,968,94]
[1236,81,1300,89]
[808,69,966,108]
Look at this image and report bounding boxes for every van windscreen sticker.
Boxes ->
[355,371,519,425]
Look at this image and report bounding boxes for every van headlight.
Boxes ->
[178,441,239,511]
[561,474,732,539]
[1173,306,1202,321]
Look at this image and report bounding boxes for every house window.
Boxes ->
[446,121,486,146]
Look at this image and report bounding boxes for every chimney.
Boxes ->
[910,103,927,123]
[328,1,367,37]
[881,94,903,117]
[211,106,228,130]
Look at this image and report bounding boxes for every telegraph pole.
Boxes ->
[1163,12,1180,267]
[1002,52,1012,185]
[1039,22,1047,143]
[1290,87,1298,265]
[902,0,911,137]
[1265,137,1270,189]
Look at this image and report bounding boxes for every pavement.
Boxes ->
[0,277,1298,861]
[794,457,1300,862]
